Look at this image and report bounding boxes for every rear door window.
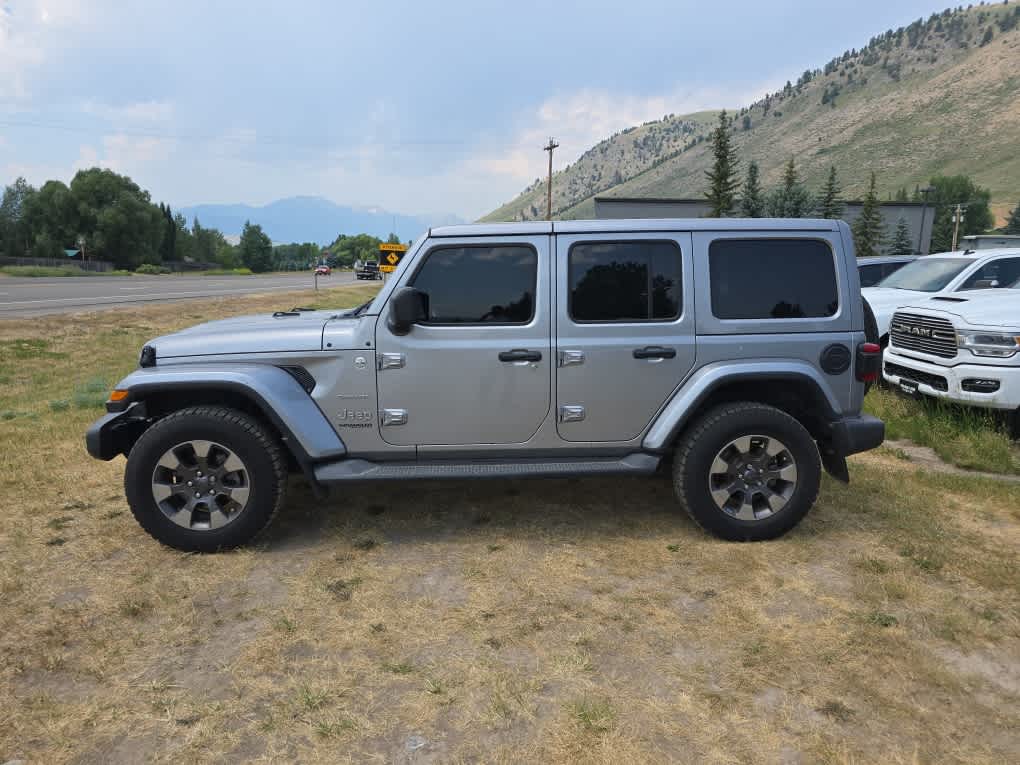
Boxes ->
[568,240,682,322]
[709,239,838,319]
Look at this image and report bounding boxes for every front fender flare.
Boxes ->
[108,363,346,463]
[642,360,843,452]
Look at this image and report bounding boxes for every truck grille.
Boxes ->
[884,361,949,392]
[889,312,957,359]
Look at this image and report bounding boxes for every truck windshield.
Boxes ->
[876,258,972,292]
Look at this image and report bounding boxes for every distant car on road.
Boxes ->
[314,264,331,276]
[862,248,1020,343]
[354,260,382,280]
[857,255,917,288]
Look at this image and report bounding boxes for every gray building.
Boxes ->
[959,234,1020,250]
[594,197,935,255]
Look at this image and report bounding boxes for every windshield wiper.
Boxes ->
[351,300,372,317]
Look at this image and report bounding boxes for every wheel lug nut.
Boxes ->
[187,481,193,487]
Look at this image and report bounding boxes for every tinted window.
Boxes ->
[411,245,536,323]
[569,241,682,322]
[710,239,838,319]
[858,263,883,287]
[958,257,1020,290]
[878,257,971,291]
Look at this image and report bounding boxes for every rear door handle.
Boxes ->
[633,345,676,360]
[499,349,542,363]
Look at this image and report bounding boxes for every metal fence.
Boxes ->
[0,255,114,272]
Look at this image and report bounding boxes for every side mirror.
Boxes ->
[388,286,428,335]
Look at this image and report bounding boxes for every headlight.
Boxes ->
[956,330,1020,358]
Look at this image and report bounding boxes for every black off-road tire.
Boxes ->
[124,406,287,552]
[673,402,821,541]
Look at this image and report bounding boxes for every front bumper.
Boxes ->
[883,350,1020,411]
[85,402,149,460]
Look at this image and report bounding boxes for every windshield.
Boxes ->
[876,258,972,292]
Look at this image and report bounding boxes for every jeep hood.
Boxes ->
[901,292,1020,329]
[148,310,359,359]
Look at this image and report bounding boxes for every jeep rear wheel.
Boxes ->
[673,402,821,541]
[125,406,286,552]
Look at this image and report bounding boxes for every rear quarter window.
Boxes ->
[709,239,838,319]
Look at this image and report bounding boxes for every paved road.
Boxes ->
[0,272,356,318]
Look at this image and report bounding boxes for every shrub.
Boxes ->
[134,264,171,275]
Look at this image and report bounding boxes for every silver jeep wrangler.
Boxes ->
[86,219,884,551]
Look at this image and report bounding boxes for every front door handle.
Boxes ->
[499,349,542,363]
[633,345,676,360]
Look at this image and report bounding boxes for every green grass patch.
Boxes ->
[71,377,109,410]
[568,697,615,733]
[198,267,254,276]
[0,265,130,277]
[865,388,1019,475]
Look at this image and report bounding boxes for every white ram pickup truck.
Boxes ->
[882,284,1020,436]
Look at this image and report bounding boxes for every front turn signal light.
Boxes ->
[108,389,129,402]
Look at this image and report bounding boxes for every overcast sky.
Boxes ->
[1,0,945,219]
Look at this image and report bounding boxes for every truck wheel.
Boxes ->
[124,406,287,552]
[673,402,821,541]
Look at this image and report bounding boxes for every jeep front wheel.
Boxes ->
[673,402,821,541]
[124,406,286,552]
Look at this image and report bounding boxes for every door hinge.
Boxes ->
[377,353,405,370]
[380,408,408,426]
[558,350,585,367]
[558,405,586,423]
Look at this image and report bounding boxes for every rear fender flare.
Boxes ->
[642,360,842,452]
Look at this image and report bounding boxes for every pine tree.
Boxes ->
[739,162,765,217]
[852,173,885,257]
[889,216,914,256]
[1004,202,1020,235]
[765,158,814,218]
[818,166,843,219]
[704,110,740,217]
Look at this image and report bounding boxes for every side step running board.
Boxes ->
[313,453,660,483]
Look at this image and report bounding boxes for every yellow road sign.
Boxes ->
[379,265,396,273]
[379,243,407,252]
[385,252,400,265]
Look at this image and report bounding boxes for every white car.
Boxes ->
[863,249,1020,342]
[882,283,1020,435]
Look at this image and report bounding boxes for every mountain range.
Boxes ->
[179,196,463,245]
[484,2,1020,223]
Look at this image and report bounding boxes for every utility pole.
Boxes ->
[543,137,559,221]
[951,203,967,251]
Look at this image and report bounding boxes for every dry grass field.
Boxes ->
[1,287,1018,764]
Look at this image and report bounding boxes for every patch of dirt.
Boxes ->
[934,643,1020,695]
[881,439,1020,484]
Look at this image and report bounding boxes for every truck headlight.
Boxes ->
[956,330,1020,358]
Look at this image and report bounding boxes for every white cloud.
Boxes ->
[455,79,785,214]
[70,134,176,177]
[0,0,91,100]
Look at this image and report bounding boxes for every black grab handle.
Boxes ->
[499,349,542,362]
[633,346,676,360]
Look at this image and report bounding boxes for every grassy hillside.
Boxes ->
[483,3,1020,223]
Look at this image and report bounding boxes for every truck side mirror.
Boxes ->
[388,287,428,335]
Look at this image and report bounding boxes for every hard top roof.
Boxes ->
[429,218,841,238]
